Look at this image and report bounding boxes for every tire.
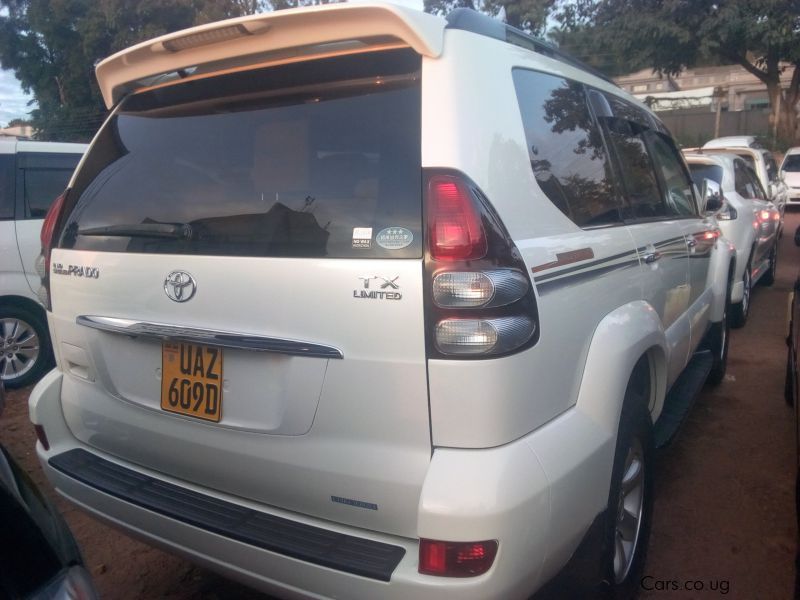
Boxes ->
[706,289,730,387]
[730,260,750,329]
[603,359,654,600]
[0,305,53,389]
[760,245,777,287]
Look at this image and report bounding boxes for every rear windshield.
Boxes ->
[783,155,800,172]
[60,50,422,259]
[688,163,723,188]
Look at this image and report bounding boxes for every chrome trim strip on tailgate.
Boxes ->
[76,315,343,359]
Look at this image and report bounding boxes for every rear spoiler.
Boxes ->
[95,2,445,108]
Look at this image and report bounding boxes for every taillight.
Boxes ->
[419,539,498,577]
[424,170,538,359]
[427,175,487,261]
[37,190,68,310]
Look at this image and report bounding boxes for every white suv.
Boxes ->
[29,5,734,599]
[684,152,779,327]
[0,139,86,387]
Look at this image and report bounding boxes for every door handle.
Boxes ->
[686,238,697,248]
[643,252,662,264]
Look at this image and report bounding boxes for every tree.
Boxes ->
[562,0,800,143]
[0,0,266,141]
[424,0,555,36]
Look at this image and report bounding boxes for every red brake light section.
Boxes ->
[41,191,67,275]
[419,539,498,577]
[427,175,487,261]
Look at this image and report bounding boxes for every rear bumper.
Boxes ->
[30,369,614,599]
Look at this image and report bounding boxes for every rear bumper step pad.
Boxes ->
[49,449,405,581]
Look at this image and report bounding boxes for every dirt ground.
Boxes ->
[2,214,799,600]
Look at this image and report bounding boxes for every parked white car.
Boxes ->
[0,139,86,387]
[29,5,734,599]
[684,152,779,327]
[780,147,800,205]
[701,138,788,222]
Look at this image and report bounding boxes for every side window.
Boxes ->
[0,155,14,219]
[745,166,767,200]
[766,156,779,183]
[17,153,81,219]
[512,69,622,227]
[643,131,697,217]
[733,161,751,198]
[599,110,664,219]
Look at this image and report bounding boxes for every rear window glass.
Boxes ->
[784,155,800,172]
[60,50,422,259]
[688,164,723,188]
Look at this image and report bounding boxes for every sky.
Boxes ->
[0,69,33,126]
[0,0,428,127]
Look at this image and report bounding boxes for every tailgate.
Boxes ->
[47,49,431,537]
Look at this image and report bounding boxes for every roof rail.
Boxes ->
[445,8,615,85]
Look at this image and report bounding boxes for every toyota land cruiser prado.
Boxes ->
[29,4,734,599]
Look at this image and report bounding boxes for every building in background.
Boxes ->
[614,64,796,146]
[0,124,34,138]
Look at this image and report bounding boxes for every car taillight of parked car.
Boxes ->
[423,170,539,359]
[36,190,68,310]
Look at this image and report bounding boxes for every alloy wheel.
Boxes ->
[0,318,40,382]
[613,437,645,583]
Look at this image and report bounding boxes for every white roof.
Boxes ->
[95,2,445,108]
[702,136,759,149]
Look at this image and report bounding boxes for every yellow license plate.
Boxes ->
[161,342,223,422]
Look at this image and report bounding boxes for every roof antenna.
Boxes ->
[495,6,507,23]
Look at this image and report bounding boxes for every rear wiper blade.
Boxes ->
[77,223,193,239]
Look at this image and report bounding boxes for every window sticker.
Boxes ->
[376,227,413,250]
[352,227,373,249]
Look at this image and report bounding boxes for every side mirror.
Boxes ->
[701,178,723,214]
[795,225,800,247]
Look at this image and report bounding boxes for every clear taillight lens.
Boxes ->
[435,316,536,356]
[433,270,528,308]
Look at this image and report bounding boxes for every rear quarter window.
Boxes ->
[61,50,422,259]
[17,153,81,219]
[512,69,622,227]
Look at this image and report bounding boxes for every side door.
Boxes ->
[740,163,777,269]
[0,151,20,293]
[14,152,82,293]
[643,128,716,353]
[592,92,692,385]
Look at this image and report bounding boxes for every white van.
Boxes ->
[29,5,733,599]
[0,138,86,387]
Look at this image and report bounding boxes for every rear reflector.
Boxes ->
[419,539,498,577]
[427,175,487,261]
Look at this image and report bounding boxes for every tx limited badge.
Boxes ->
[164,270,197,302]
[353,275,402,300]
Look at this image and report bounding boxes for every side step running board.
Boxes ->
[653,350,713,449]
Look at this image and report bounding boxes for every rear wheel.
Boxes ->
[604,360,654,600]
[0,305,52,389]
[706,286,730,387]
[730,261,750,329]
[760,245,777,287]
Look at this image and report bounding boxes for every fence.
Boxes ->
[656,107,771,148]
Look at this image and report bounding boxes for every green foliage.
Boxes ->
[0,0,266,141]
[424,0,555,35]
[561,0,800,141]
